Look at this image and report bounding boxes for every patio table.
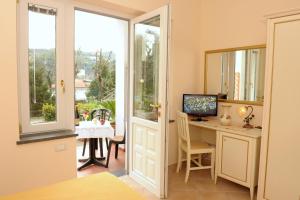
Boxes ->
[76,120,114,170]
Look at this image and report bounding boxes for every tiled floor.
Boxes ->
[76,141,255,199]
[121,165,255,200]
[76,140,125,177]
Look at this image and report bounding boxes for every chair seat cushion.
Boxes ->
[181,140,214,153]
[109,135,124,142]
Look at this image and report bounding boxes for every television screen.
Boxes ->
[183,94,218,116]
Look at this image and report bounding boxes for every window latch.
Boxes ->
[60,80,65,93]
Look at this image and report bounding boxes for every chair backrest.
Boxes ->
[177,111,190,148]
[91,109,111,121]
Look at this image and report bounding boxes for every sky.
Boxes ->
[74,10,128,52]
[29,10,128,53]
[29,11,56,49]
[29,9,162,55]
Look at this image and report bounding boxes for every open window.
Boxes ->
[18,0,66,134]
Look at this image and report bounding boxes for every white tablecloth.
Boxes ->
[75,120,114,139]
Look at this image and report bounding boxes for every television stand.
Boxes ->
[191,117,208,122]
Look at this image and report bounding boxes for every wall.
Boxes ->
[197,0,300,93]
[0,1,78,195]
[167,0,202,165]
[0,0,162,195]
[197,0,300,100]
[5,0,300,194]
[169,0,300,165]
[194,0,300,141]
[103,0,168,12]
[74,0,142,18]
[198,0,300,65]
[74,0,300,174]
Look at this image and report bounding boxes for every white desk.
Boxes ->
[189,120,261,200]
[189,120,261,138]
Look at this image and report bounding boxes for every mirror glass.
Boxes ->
[205,46,266,104]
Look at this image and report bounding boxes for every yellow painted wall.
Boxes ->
[197,0,300,92]
[0,0,168,195]
[3,0,300,195]
[167,0,300,165]
[167,0,202,165]
[0,1,77,195]
[103,0,168,12]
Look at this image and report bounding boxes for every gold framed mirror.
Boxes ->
[204,45,266,106]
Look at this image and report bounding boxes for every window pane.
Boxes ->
[133,16,160,122]
[28,5,57,124]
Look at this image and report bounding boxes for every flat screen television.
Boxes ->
[183,94,218,121]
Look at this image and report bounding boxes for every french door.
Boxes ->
[129,5,169,198]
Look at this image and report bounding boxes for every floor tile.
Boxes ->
[76,140,125,177]
[121,164,255,200]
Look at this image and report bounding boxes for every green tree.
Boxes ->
[29,49,55,117]
[75,48,84,77]
[75,49,97,80]
[86,50,116,101]
[134,30,159,112]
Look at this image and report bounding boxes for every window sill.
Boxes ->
[17,130,78,145]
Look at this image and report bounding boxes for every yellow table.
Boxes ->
[0,173,144,200]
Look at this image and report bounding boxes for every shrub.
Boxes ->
[42,103,56,121]
[77,101,102,114]
[76,100,116,122]
[100,100,116,122]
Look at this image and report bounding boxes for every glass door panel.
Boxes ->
[133,16,160,122]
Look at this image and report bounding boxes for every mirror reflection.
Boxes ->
[205,46,266,104]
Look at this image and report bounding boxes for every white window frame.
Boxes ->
[18,0,66,134]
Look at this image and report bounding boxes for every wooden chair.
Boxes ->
[82,109,111,157]
[105,131,125,168]
[176,111,215,183]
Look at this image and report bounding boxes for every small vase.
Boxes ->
[100,119,105,125]
[220,105,232,126]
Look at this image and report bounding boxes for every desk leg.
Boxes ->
[250,186,254,200]
[215,133,220,184]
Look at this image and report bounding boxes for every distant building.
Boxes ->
[75,79,91,101]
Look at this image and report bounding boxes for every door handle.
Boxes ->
[150,103,161,118]
[150,104,161,109]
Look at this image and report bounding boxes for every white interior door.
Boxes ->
[129,5,169,198]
